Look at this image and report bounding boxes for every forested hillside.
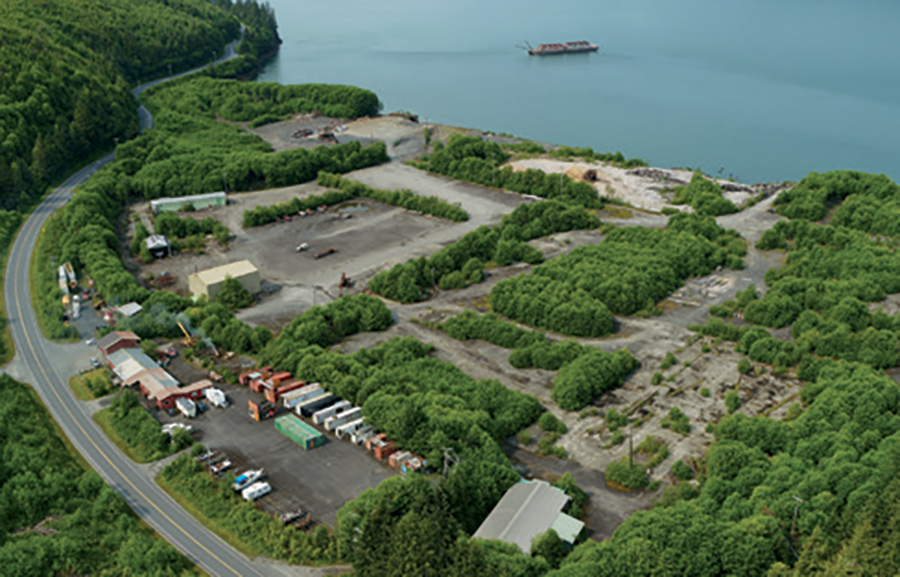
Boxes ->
[0,375,196,574]
[0,0,243,209]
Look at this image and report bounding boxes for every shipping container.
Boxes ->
[374,440,397,461]
[335,418,366,440]
[298,393,339,419]
[351,425,376,445]
[275,415,325,451]
[365,433,388,452]
[324,406,362,431]
[312,400,351,425]
[265,379,306,405]
[239,366,271,387]
[282,383,323,409]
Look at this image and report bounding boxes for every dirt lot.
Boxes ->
[133,162,526,329]
[154,383,395,527]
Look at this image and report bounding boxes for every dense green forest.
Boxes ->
[370,200,601,302]
[416,134,603,208]
[0,375,196,575]
[489,213,746,337]
[0,0,243,210]
[242,172,468,227]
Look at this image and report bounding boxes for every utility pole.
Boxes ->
[628,431,634,468]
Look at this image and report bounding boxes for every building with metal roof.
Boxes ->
[144,234,170,258]
[188,260,260,299]
[473,480,584,553]
[106,347,157,382]
[149,192,226,214]
[97,331,141,357]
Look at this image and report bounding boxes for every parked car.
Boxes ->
[196,401,208,414]
[85,338,96,346]
[165,407,177,417]
[90,357,100,368]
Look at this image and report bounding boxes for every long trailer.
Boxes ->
[265,379,307,405]
[350,425,376,445]
[335,418,366,440]
[281,383,322,409]
[324,407,362,432]
[176,397,197,419]
[297,393,338,419]
[311,400,351,425]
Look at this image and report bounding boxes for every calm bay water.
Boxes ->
[258,0,900,183]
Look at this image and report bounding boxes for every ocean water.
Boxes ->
[258,0,900,183]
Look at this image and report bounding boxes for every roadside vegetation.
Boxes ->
[0,374,197,575]
[370,199,601,302]
[94,390,192,463]
[548,145,648,169]
[159,448,338,564]
[68,367,115,401]
[242,172,468,227]
[0,210,23,363]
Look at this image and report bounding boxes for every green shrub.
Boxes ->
[606,407,628,431]
[651,372,663,385]
[518,430,533,445]
[661,407,691,435]
[738,358,752,374]
[672,460,695,481]
[725,390,742,414]
[700,387,711,398]
[606,457,648,489]
[661,351,678,370]
[539,412,568,434]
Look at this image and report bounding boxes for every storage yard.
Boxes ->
[156,381,394,526]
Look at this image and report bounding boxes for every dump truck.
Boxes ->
[324,407,363,432]
[248,399,275,421]
[311,400,351,425]
[176,397,197,419]
[282,383,323,409]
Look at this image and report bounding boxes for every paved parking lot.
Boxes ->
[157,383,395,527]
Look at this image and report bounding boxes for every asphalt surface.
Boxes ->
[2,32,303,577]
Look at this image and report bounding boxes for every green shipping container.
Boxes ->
[276,415,325,451]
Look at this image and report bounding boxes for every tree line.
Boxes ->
[489,213,746,337]
[370,199,601,303]
[417,134,603,208]
[548,145,648,169]
[243,172,468,227]
[0,375,195,575]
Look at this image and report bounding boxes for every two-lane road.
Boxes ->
[3,32,294,577]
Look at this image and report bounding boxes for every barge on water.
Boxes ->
[526,40,599,56]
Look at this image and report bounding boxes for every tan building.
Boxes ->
[188,260,260,299]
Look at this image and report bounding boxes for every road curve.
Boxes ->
[4,32,286,577]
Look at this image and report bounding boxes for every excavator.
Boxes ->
[177,321,195,347]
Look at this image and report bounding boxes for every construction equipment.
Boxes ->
[177,321,195,347]
[63,262,77,289]
[248,399,275,421]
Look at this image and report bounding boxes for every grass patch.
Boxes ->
[93,391,191,463]
[69,368,115,401]
[156,471,258,558]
